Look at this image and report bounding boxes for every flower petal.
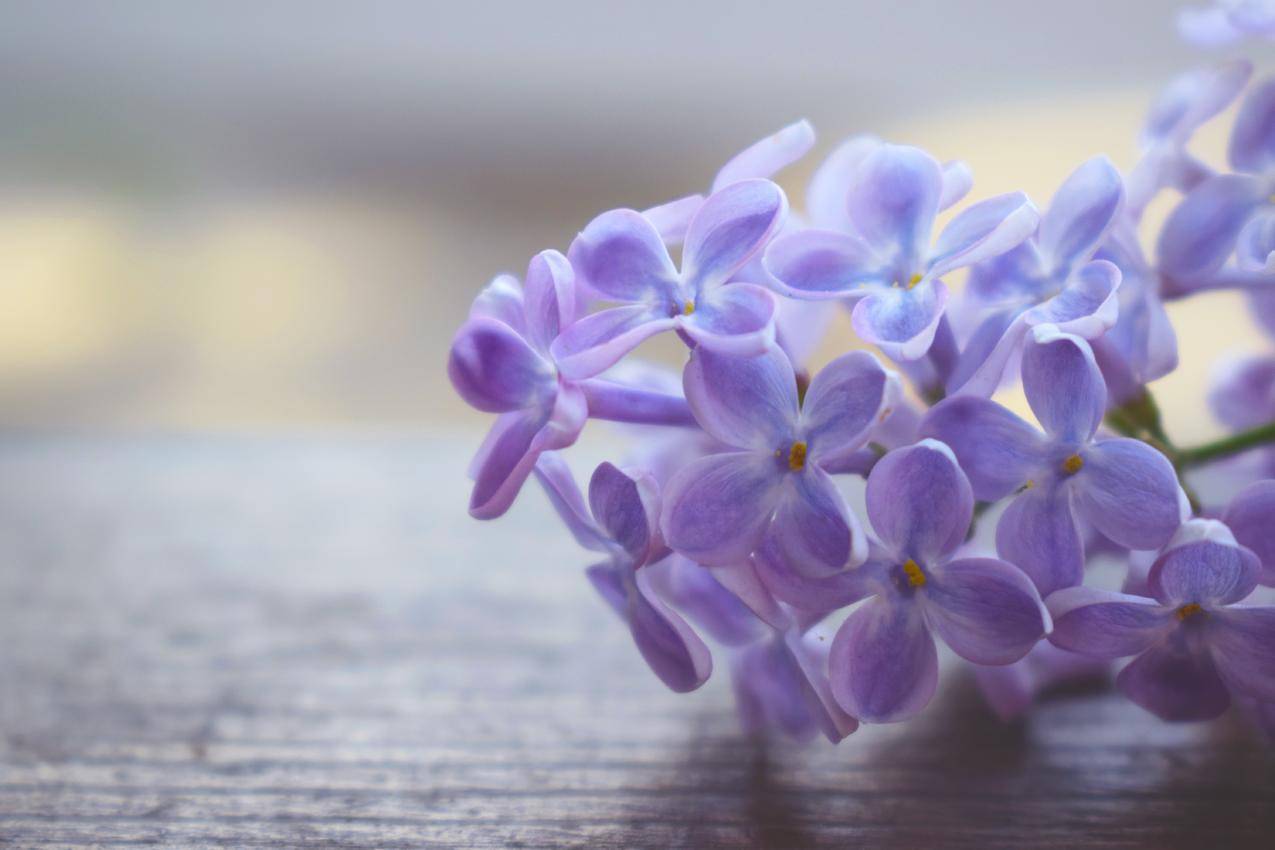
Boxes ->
[765,466,864,576]
[996,481,1084,597]
[732,638,820,741]
[1224,480,1275,584]
[1209,355,1275,430]
[1209,606,1275,703]
[644,555,765,647]
[660,451,783,566]
[532,453,608,552]
[763,228,883,299]
[629,565,714,692]
[1157,173,1265,281]
[866,439,972,561]
[1020,325,1106,444]
[846,143,943,268]
[938,160,973,211]
[851,278,949,362]
[682,345,798,450]
[806,134,881,231]
[1236,208,1275,273]
[1230,77,1275,176]
[680,282,777,356]
[448,317,554,413]
[928,192,1040,278]
[1147,519,1261,606]
[551,304,676,380]
[589,462,661,563]
[830,596,938,723]
[1046,585,1175,657]
[469,385,587,519]
[568,208,679,301]
[712,119,816,191]
[752,535,878,613]
[682,179,787,292]
[521,249,576,352]
[924,557,1048,665]
[1141,60,1251,147]
[641,194,704,246]
[944,309,1028,398]
[801,351,893,465]
[1037,156,1124,278]
[786,628,861,742]
[1023,259,1121,340]
[1071,438,1184,552]
[709,559,791,631]
[1116,637,1231,721]
[920,395,1047,501]
[469,273,526,331]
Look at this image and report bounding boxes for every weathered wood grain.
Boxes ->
[1,434,1273,848]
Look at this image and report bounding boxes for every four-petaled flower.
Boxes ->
[552,179,788,379]
[922,325,1186,596]
[951,156,1125,396]
[449,251,694,519]
[1048,518,1275,720]
[827,440,1049,722]
[660,345,896,574]
[763,141,1039,361]
[534,453,725,692]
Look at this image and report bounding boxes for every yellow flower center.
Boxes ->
[788,441,807,471]
[1176,602,1204,621]
[902,558,926,588]
[1062,454,1084,475]
[682,299,695,316]
[892,272,925,290]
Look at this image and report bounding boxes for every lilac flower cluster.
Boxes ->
[448,45,1275,741]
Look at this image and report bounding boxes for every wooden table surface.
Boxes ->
[1,433,1273,849]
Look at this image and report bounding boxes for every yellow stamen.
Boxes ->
[787,441,807,471]
[1062,454,1084,475]
[1176,602,1204,621]
[903,559,926,588]
[907,272,923,289]
[682,299,695,316]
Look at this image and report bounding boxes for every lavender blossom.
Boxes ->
[552,180,788,378]
[949,157,1124,396]
[449,251,694,519]
[1180,1,1275,47]
[922,325,1186,596]
[534,454,716,692]
[1048,519,1275,721]
[764,142,1039,361]
[1223,480,1275,584]
[660,345,895,574]
[826,440,1049,723]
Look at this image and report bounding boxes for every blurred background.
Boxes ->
[0,0,1268,440]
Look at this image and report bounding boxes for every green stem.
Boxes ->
[1177,420,1275,469]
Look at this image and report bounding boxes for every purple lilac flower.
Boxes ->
[764,142,1039,361]
[948,157,1125,396]
[533,454,719,692]
[1159,77,1275,299]
[922,325,1186,596]
[825,440,1048,723]
[643,120,816,245]
[1223,479,1275,584]
[1179,1,1275,47]
[732,622,859,744]
[1089,223,1180,405]
[1209,354,1275,474]
[660,345,896,574]
[551,179,788,378]
[1048,518,1275,721]
[449,251,695,519]
[1126,61,1252,216]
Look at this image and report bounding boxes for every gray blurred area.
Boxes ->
[0,1,1261,434]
